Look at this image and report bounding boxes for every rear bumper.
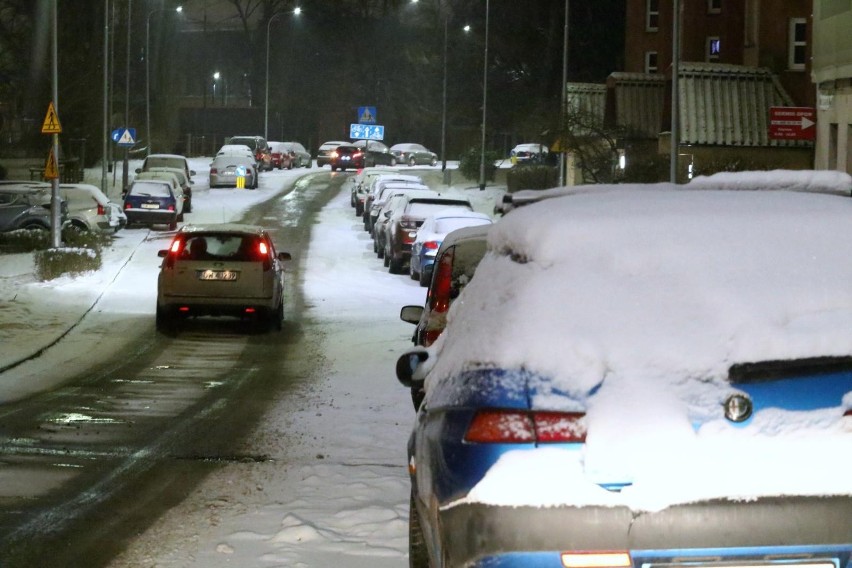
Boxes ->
[124,209,176,226]
[158,293,276,316]
[437,497,852,568]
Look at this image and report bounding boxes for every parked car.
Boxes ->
[281,141,312,168]
[216,144,254,160]
[59,183,126,233]
[144,167,194,213]
[510,142,548,164]
[390,143,438,167]
[352,139,397,167]
[209,154,259,189]
[364,176,428,232]
[268,141,295,170]
[0,182,66,233]
[396,187,852,568]
[122,178,183,230]
[316,140,348,168]
[409,209,492,286]
[384,194,472,273]
[373,189,438,261]
[156,223,292,332]
[329,144,364,171]
[225,136,272,171]
[134,170,188,213]
[136,153,196,182]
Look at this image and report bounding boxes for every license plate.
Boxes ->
[141,203,159,209]
[197,270,239,281]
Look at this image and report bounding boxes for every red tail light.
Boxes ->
[124,203,131,210]
[168,204,175,212]
[428,247,454,314]
[97,202,105,216]
[465,410,587,444]
[422,328,442,347]
[164,238,184,268]
[353,151,363,158]
[844,408,852,417]
[258,241,269,255]
[210,167,218,174]
[424,241,439,250]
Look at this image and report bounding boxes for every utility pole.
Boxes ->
[102,0,110,196]
[478,0,490,191]
[122,0,132,193]
[50,0,61,248]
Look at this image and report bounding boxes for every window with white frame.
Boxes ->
[646,0,659,31]
[706,36,721,61]
[708,0,722,14]
[788,18,807,70]
[645,51,659,74]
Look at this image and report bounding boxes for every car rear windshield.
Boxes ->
[434,217,490,234]
[407,202,471,218]
[145,157,183,170]
[128,181,172,197]
[228,138,259,150]
[337,146,359,155]
[180,233,267,262]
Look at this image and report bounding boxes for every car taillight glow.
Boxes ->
[561,552,632,568]
[259,241,269,255]
[353,151,363,158]
[124,203,131,210]
[97,204,105,216]
[331,151,339,158]
[170,239,183,254]
[424,241,439,250]
[464,410,587,444]
[210,167,218,174]
[168,204,175,212]
[428,248,454,314]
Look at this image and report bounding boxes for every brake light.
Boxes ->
[210,167,218,174]
[464,410,587,444]
[424,241,439,250]
[124,203,131,210]
[165,238,184,268]
[96,201,105,216]
[170,239,182,254]
[168,204,175,212]
[259,241,269,255]
[422,328,442,347]
[428,247,454,314]
[353,151,363,158]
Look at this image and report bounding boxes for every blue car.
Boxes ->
[123,179,184,230]
[408,210,492,287]
[396,186,852,568]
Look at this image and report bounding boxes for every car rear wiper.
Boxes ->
[729,355,852,383]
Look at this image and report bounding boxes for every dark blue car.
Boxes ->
[123,179,184,230]
[396,187,852,568]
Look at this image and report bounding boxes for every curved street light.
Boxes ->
[146,5,182,157]
[265,7,301,141]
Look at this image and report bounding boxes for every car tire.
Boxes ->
[409,490,429,568]
[155,304,176,333]
[430,157,438,167]
[287,162,293,170]
[389,257,403,274]
[390,157,397,166]
[178,212,184,222]
[409,156,416,167]
[419,269,430,287]
[269,301,283,332]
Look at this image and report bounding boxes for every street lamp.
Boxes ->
[146,5,182,156]
[478,0,490,191]
[212,71,220,104]
[265,7,301,140]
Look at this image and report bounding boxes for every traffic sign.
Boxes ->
[357,106,377,124]
[769,106,815,141]
[112,128,137,147]
[41,102,62,134]
[44,148,59,180]
[350,123,384,141]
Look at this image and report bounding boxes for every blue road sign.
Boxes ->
[357,106,377,124]
[112,128,137,147]
[350,123,384,141]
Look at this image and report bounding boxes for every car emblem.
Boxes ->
[724,393,753,423]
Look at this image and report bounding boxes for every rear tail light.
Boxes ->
[400,215,417,230]
[844,408,852,417]
[168,204,175,212]
[124,203,131,210]
[428,247,454,314]
[258,241,272,271]
[96,199,105,216]
[353,151,363,158]
[424,241,439,250]
[164,238,184,268]
[464,410,587,444]
[422,328,442,347]
[561,552,632,568]
[210,167,218,174]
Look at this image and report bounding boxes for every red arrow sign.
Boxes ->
[769,106,815,141]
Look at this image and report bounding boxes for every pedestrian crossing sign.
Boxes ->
[41,102,62,134]
[357,106,377,125]
[44,148,59,180]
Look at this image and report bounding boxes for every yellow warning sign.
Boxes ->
[44,148,59,180]
[41,102,62,134]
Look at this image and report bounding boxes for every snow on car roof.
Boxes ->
[431,186,852,510]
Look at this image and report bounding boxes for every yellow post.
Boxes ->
[236,176,245,189]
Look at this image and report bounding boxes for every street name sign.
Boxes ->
[769,106,816,141]
[350,123,384,141]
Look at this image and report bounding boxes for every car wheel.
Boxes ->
[410,262,419,281]
[376,238,383,258]
[177,212,184,222]
[430,157,438,167]
[287,161,293,170]
[409,156,416,167]
[409,490,429,568]
[185,199,192,213]
[390,157,397,166]
[268,301,283,332]
[419,269,430,287]
[156,304,176,333]
[389,256,403,274]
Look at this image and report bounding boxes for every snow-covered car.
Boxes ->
[510,142,548,164]
[225,136,272,171]
[156,224,291,332]
[352,139,397,167]
[390,143,438,167]
[408,209,492,286]
[59,183,126,233]
[135,153,196,182]
[209,154,258,189]
[267,142,294,170]
[397,186,852,568]
[281,141,311,168]
[0,182,66,232]
[143,167,194,213]
[216,144,254,160]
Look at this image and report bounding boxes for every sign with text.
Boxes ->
[769,107,815,141]
[350,123,384,141]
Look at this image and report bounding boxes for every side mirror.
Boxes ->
[190,170,196,176]
[396,348,429,388]
[157,250,168,258]
[278,251,292,261]
[134,168,142,174]
[400,305,423,325]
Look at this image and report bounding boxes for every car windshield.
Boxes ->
[128,181,171,197]
[180,233,265,262]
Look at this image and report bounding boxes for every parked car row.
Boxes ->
[125,153,196,230]
[390,178,852,568]
[317,139,440,170]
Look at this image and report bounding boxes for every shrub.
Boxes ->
[458,146,500,183]
[506,165,559,193]
[0,229,50,253]
[34,246,102,281]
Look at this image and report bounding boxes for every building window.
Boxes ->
[706,37,721,61]
[708,0,722,14]
[646,0,659,31]
[788,18,807,70]
[645,51,658,73]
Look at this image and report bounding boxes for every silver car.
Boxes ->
[209,154,258,189]
[59,183,126,233]
[156,224,292,331]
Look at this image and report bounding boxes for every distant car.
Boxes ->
[362,173,425,229]
[281,141,312,168]
[134,170,189,214]
[397,187,852,568]
[390,143,438,167]
[122,179,183,230]
[374,189,438,261]
[366,179,430,234]
[510,142,548,164]
[156,223,292,332]
[0,182,66,232]
[209,154,258,189]
[352,139,397,167]
[144,167,194,213]
[384,194,472,274]
[268,142,295,170]
[409,209,492,286]
[329,144,364,171]
[216,144,254,160]
[59,183,126,233]
[316,141,348,168]
[225,136,272,171]
[136,154,196,183]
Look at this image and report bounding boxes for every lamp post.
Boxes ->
[146,5,182,157]
[212,71,220,104]
[478,0,490,191]
[265,7,301,140]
